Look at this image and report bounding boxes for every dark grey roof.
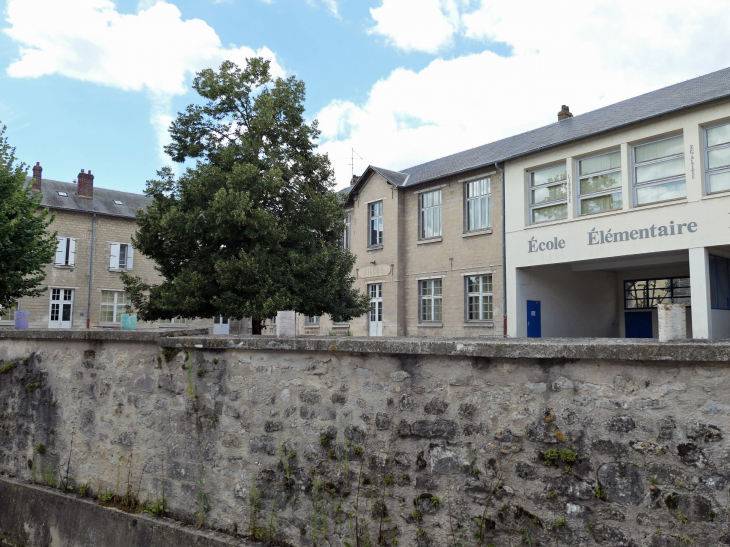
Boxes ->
[391,66,730,187]
[30,177,152,219]
[369,166,409,186]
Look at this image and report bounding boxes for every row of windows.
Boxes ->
[55,237,134,270]
[529,121,730,224]
[343,177,492,248]
[418,274,494,323]
[0,292,182,325]
[303,274,494,325]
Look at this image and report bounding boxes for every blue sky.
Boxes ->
[3,0,730,194]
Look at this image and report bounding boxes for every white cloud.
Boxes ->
[305,0,340,18]
[369,0,464,54]
[4,0,283,164]
[321,0,730,188]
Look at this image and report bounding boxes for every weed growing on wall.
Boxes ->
[194,463,211,529]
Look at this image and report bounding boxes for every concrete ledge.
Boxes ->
[158,334,730,362]
[0,328,208,342]
[0,477,251,547]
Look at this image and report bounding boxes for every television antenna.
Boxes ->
[350,148,364,179]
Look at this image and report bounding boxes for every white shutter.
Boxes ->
[68,239,76,266]
[109,243,120,269]
[126,246,134,270]
[55,238,66,265]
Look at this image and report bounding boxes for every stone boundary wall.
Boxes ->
[0,475,250,546]
[0,332,729,546]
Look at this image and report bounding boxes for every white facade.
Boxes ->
[505,99,730,339]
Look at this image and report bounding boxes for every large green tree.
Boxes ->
[0,124,57,310]
[123,58,369,329]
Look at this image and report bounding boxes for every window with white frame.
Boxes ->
[369,201,383,246]
[419,189,442,239]
[529,163,567,223]
[100,290,131,323]
[343,211,352,249]
[306,316,320,325]
[466,275,493,321]
[419,279,442,322]
[466,177,491,231]
[0,300,19,321]
[110,243,134,270]
[578,151,622,215]
[705,121,730,194]
[54,237,76,266]
[633,134,686,205]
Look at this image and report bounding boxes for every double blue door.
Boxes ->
[527,300,541,338]
[625,311,653,338]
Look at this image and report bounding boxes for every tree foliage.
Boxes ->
[123,58,369,323]
[0,124,57,309]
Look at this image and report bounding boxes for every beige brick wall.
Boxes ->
[3,208,209,331]
[402,168,504,337]
[287,168,504,338]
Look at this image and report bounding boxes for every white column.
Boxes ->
[689,247,713,339]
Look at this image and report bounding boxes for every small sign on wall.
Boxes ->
[14,311,28,330]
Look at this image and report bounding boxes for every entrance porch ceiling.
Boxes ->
[570,250,689,272]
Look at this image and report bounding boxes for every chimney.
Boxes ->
[558,105,573,121]
[350,175,359,187]
[32,162,42,191]
[77,169,94,198]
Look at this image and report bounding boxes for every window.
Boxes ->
[271,315,277,325]
[466,275,493,321]
[343,211,351,249]
[54,237,76,266]
[100,291,131,323]
[0,300,19,322]
[161,317,186,324]
[419,190,442,239]
[705,122,730,194]
[369,201,383,246]
[419,279,442,322]
[578,151,622,215]
[113,200,124,205]
[57,191,68,197]
[306,316,320,325]
[466,177,491,231]
[110,243,134,270]
[710,255,730,309]
[633,135,686,205]
[624,277,690,309]
[529,163,567,223]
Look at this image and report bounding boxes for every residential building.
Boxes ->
[0,165,208,331]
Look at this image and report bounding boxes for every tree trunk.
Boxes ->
[251,318,262,335]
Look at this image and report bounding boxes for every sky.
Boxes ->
[3,0,730,194]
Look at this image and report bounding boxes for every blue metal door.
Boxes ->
[527,300,541,338]
[625,311,652,338]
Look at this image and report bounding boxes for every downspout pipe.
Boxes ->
[87,213,96,329]
[494,162,507,337]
